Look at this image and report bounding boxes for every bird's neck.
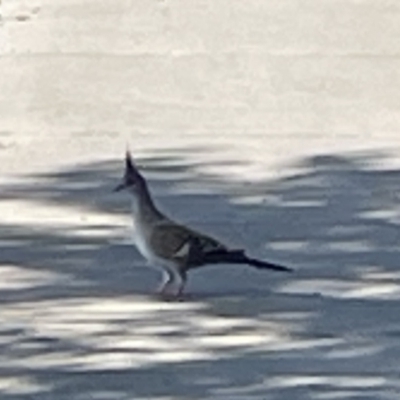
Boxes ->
[130,182,163,224]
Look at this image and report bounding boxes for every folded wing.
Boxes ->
[149,221,226,268]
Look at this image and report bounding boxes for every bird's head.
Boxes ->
[114,151,145,193]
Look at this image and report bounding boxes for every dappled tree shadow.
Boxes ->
[1,147,400,399]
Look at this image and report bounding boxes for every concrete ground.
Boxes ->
[1,1,400,399]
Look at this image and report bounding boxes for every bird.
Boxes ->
[114,151,292,298]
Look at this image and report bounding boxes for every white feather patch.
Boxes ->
[174,241,190,258]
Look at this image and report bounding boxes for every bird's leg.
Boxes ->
[176,270,187,298]
[156,269,174,295]
[156,268,187,301]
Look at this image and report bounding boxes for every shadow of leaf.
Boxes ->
[1,147,400,399]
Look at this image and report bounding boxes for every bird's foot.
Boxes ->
[154,291,182,302]
[154,285,176,301]
[154,287,187,302]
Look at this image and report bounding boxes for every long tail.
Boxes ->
[203,249,292,272]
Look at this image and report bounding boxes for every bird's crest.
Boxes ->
[114,150,143,191]
[125,150,138,176]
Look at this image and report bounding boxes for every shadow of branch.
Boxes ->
[1,147,400,399]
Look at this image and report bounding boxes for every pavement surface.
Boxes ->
[1,1,400,399]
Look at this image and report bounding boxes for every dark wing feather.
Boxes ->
[149,222,226,268]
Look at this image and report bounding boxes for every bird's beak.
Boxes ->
[113,182,128,192]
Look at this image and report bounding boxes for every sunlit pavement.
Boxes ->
[1,1,400,399]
